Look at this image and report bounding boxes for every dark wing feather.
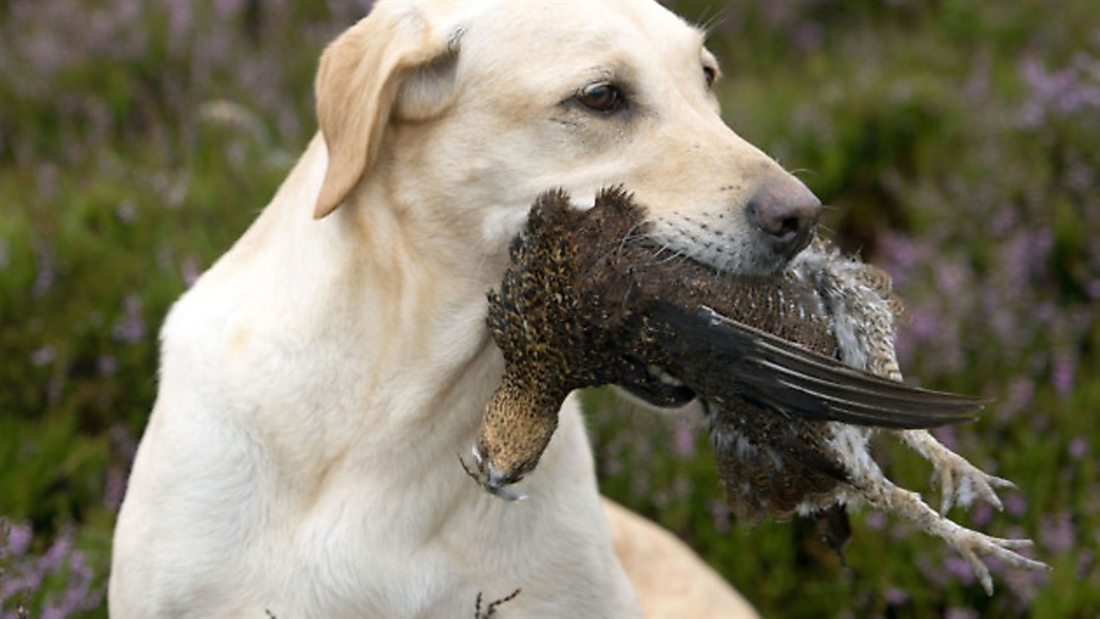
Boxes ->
[649,304,986,429]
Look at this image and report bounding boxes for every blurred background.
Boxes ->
[1,0,1097,617]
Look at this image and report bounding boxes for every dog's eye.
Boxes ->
[577,83,626,113]
[703,66,717,88]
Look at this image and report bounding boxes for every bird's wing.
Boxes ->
[648,304,986,429]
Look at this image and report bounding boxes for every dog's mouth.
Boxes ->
[638,221,818,281]
[770,223,818,264]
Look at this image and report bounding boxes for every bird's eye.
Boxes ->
[703,66,717,88]
[577,83,626,113]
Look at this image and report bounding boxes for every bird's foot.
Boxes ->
[947,530,1047,596]
[853,472,1049,595]
[895,429,1015,514]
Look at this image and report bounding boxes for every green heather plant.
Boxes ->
[2,1,1097,617]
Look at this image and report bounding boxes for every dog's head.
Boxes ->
[313,0,820,276]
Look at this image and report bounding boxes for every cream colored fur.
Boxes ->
[108,1,819,615]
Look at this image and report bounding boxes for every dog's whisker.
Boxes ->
[615,222,649,251]
[697,9,728,39]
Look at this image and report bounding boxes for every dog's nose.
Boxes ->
[745,178,822,256]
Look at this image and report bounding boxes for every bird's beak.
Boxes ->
[459,445,528,501]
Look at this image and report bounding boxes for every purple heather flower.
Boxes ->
[673,422,695,459]
[104,467,128,512]
[31,346,56,367]
[893,329,915,368]
[969,501,993,528]
[878,232,918,280]
[708,499,731,534]
[792,23,823,54]
[864,511,887,531]
[933,425,958,450]
[989,208,1017,238]
[916,555,949,587]
[1004,560,1049,603]
[944,608,979,619]
[1000,376,1034,420]
[1051,351,1076,396]
[111,424,138,462]
[944,555,976,586]
[1004,492,1029,518]
[1006,526,1028,542]
[984,554,1009,578]
[112,294,146,344]
[166,0,192,57]
[5,520,33,556]
[37,527,75,571]
[883,587,908,605]
[214,0,246,18]
[1039,512,1075,555]
[1034,301,1056,324]
[1068,437,1088,460]
[1078,549,1095,579]
[907,306,939,342]
[1084,279,1100,299]
[97,354,118,377]
[889,523,910,542]
[934,263,967,297]
[182,256,201,288]
[59,550,95,609]
[32,242,56,296]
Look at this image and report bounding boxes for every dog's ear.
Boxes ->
[313,3,463,219]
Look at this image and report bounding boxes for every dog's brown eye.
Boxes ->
[704,66,717,88]
[577,83,625,113]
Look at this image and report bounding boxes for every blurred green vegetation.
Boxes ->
[1,0,1097,617]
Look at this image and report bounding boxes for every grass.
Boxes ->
[2,0,1097,617]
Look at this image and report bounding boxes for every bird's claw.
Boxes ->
[935,463,1014,515]
[895,429,1014,514]
[852,468,1049,595]
[948,528,1049,595]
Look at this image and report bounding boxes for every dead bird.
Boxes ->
[463,187,1048,593]
[469,187,979,490]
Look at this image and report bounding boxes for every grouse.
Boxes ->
[463,188,1048,593]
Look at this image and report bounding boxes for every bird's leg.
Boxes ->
[846,467,1049,595]
[893,429,1014,514]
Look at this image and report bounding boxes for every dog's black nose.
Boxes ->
[745,177,822,256]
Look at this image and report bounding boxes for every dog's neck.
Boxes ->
[207,135,506,471]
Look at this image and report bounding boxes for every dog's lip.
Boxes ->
[778,226,816,259]
[634,232,813,279]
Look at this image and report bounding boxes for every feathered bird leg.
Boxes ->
[801,243,1044,589]
[843,462,1049,595]
[811,253,1016,517]
[894,429,1015,514]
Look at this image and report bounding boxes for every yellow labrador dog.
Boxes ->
[111,1,820,616]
